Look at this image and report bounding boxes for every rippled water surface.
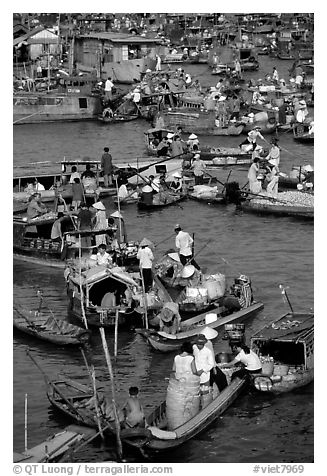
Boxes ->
[13,56,314,463]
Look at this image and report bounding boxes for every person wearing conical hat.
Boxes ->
[201,327,228,392]
[170,171,183,192]
[187,133,199,151]
[92,201,107,247]
[137,238,154,293]
[265,136,280,167]
[158,301,181,335]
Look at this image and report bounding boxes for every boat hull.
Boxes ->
[242,201,314,219]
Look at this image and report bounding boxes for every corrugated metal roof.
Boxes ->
[13,26,58,47]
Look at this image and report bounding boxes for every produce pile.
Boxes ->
[251,191,314,208]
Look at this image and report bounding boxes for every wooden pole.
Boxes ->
[79,234,89,329]
[114,309,119,360]
[80,348,104,439]
[99,328,123,461]
[279,284,294,313]
[139,266,149,330]
[24,393,28,452]
[115,179,123,242]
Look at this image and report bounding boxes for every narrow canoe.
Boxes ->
[14,303,91,345]
[138,193,186,210]
[138,301,264,352]
[241,200,314,219]
[123,375,248,455]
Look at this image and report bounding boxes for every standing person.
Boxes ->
[50,212,65,242]
[266,137,281,167]
[266,159,279,197]
[77,202,93,249]
[272,66,279,83]
[234,58,242,79]
[101,147,113,187]
[247,157,262,194]
[170,172,183,192]
[219,343,262,380]
[230,95,241,120]
[201,327,228,392]
[155,54,162,72]
[174,224,200,270]
[95,244,112,266]
[137,238,154,292]
[247,126,265,150]
[72,178,84,211]
[170,135,185,157]
[192,153,206,185]
[173,342,200,381]
[104,77,114,101]
[192,335,215,396]
[92,201,107,247]
[69,165,81,184]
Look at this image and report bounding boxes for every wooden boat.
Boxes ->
[13,75,102,125]
[123,375,248,455]
[293,123,314,143]
[242,118,278,135]
[250,311,314,393]
[98,111,139,124]
[14,297,91,346]
[155,110,244,136]
[13,425,96,463]
[45,376,150,443]
[13,212,118,268]
[241,193,314,219]
[139,301,264,352]
[137,192,186,210]
[13,199,28,214]
[67,264,172,327]
[199,146,252,165]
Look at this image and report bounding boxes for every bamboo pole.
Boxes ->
[114,309,119,360]
[139,266,149,330]
[78,234,89,330]
[24,393,28,452]
[99,328,123,461]
[80,348,104,439]
[115,179,123,242]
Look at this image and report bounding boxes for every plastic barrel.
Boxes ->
[166,375,200,430]
[261,361,274,376]
[203,274,226,300]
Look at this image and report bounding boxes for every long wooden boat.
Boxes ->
[242,119,277,135]
[98,112,139,124]
[241,197,314,219]
[14,301,91,346]
[13,76,102,125]
[155,110,244,136]
[137,192,187,210]
[45,377,150,442]
[138,301,264,352]
[13,425,96,463]
[250,311,314,394]
[123,375,248,455]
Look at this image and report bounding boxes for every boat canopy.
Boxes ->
[144,127,174,136]
[251,312,313,343]
[70,265,138,287]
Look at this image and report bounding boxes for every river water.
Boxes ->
[13,56,314,463]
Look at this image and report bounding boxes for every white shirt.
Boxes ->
[248,130,264,142]
[234,349,262,370]
[137,246,154,269]
[132,91,141,103]
[296,109,307,123]
[175,230,193,257]
[35,182,45,191]
[193,345,215,384]
[96,252,111,266]
[105,79,114,92]
[69,171,81,184]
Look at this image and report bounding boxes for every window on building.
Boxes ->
[79,98,88,109]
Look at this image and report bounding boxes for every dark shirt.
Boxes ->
[101,152,113,175]
[72,182,84,201]
[78,208,93,230]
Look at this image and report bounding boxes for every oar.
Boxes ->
[153,233,175,248]
[222,170,232,193]
[203,170,226,188]
[184,238,211,267]
[279,284,294,313]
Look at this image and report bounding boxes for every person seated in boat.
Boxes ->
[95,244,112,267]
[69,165,81,184]
[170,172,183,193]
[187,133,200,151]
[81,164,96,180]
[147,175,160,194]
[27,193,48,220]
[24,181,35,195]
[121,386,146,428]
[158,302,181,335]
[223,275,253,313]
[247,157,262,194]
[219,343,262,381]
[308,121,314,135]
[157,137,170,157]
[173,342,200,381]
